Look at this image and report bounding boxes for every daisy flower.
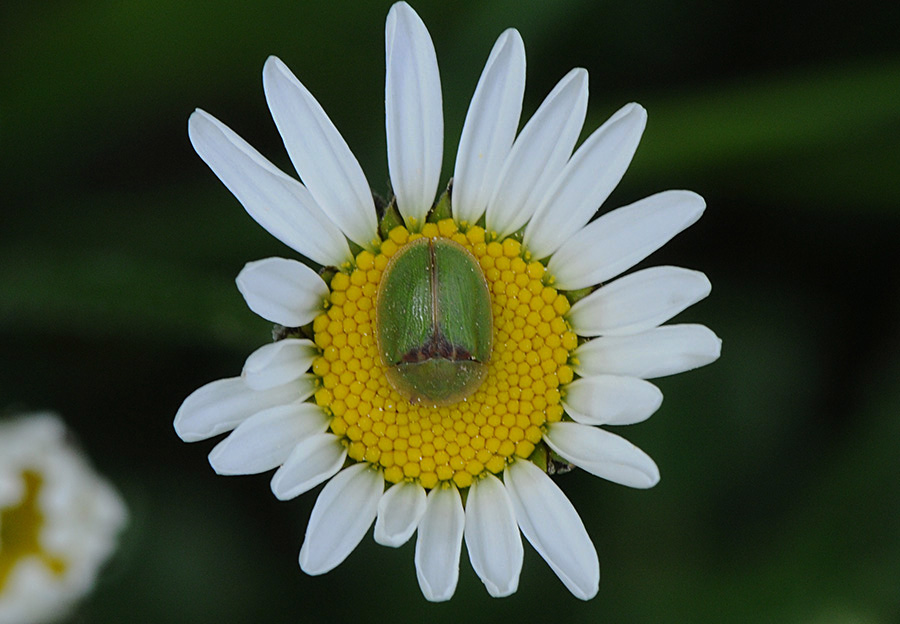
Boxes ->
[0,413,127,624]
[175,1,721,602]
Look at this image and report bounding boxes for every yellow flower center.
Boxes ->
[311,219,578,489]
[0,470,67,591]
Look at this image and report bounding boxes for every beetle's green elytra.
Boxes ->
[376,237,493,405]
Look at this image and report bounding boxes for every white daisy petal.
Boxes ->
[504,460,599,600]
[548,190,706,290]
[299,463,383,575]
[486,68,588,238]
[562,375,662,425]
[452,28,526,226]
[385,1,443,227]
[263,56,379,249]
[464,474,523,598]
[524,103,648,260]
[415,485,465,602]
[188,110,352,267]
[574,323,722,379]
[235,257,329,328]
[174,377,302,443]
[374,481,427,547]
[269,433,347,501]
[208,402,330,475]
[545,422,659,489]
[241,339,318,390]
[568,266,712,337]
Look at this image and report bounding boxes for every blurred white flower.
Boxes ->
[0,414,127,624]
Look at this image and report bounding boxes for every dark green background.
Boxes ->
[3,0,899,622]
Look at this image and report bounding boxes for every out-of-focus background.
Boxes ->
[2,0,899,621]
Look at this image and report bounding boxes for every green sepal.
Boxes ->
[378,199,404,239]
[347,239,363,258]
[530,444,549,472]
[566,286,593,305]
[429,184,453,222]
[504,224,527,242]
[319,266,338,290]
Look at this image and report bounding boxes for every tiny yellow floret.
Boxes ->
[417,222,437,238]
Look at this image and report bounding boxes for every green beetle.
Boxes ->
[376,237,493,406]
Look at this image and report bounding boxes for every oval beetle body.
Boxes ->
[376,237,493,406]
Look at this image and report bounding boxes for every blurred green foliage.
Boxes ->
[1,0,898,622]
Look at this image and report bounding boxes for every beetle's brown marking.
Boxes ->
[399,332,475,364]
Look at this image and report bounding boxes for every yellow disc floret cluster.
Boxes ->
[310,219,578,490]
[0,471,66,590]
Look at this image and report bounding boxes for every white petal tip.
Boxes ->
[262,54,283,72]
[373,533,406,548]
[207,451,252,477]
[262,55,297,92]
[420,585,455,603]
[683,190,707,212]
[613,102,648,128]
[299,540,348,576]
[572,582,600,601]
[699,268,713,285]
[270,484,294,502]
[172,418,198,443]
[298,548,330,576]
[650,387,664,409]
[207,447,229,475]
[386,1,422,35]
[704,332,724,363]
[173,383,226,443]
[626,101,647,117]
[485,582,519,598]
[631,462,660,489]
[562,68,589,94]
[187,109,218,139]
[188,108,207,122]
[388,1,415,17]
